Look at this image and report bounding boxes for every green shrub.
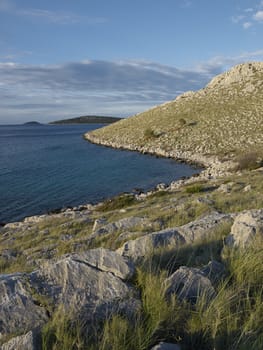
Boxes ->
[144,128,159,139]
[97,193,136,211]
[185,184,203,194]
[235,151,263,170]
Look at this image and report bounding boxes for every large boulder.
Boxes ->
[29,248,136,316]
[117,228,185,262]
[165,266,216,303]
[0,249,137,342]
[226,209,263,247]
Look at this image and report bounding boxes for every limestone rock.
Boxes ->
[226,209,263,247]
[117,228,185,262]
[201,260,226,283]
[0,273,48,337]
[70,248,134,280]
[29,248,136,316]
[165,266,216,303]
[177,212,234,243]
[1,330,40,350]
[92,216,150,237]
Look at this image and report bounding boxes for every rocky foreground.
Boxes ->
[1,62,263,349]
[0,163,263,349]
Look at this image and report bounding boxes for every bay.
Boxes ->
[0,124,200,223]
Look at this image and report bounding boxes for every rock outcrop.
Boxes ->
[0,249,137,346]
[226,209,263,247]
[117,212,234,262]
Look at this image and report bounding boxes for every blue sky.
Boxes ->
[0,0,263,124]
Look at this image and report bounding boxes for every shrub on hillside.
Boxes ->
[235,151,263,170]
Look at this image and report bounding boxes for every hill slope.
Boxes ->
[85,62,263,167]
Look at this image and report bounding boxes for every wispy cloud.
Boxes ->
[17,9,106,25]
[232,1,263,28]
[1,52,262,124]
[0,0,106,25]
[0,59,218,123]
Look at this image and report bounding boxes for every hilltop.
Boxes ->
[50,115,122,124]
[85,62,263,171]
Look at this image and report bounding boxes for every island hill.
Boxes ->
[1,62,263,350]
[50,115,122,124]
[85,62,263,175]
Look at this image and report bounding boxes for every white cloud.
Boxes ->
[254,10,263,21]
[232,1,263,28]
[243,22,252,29]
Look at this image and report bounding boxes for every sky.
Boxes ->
[0,0,263,124]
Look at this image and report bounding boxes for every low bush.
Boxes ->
[235,151,263,170]
[97,193,136,211]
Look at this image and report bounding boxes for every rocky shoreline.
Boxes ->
[84,132,237,180]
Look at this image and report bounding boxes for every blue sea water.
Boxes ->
[0,124,200,223]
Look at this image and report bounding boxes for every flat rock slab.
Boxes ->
[177,212,234,243]
[92,216,150,237]
[117,212,234,262]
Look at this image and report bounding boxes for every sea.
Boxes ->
[0,124,200,223]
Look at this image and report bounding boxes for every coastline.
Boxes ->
[84,132,236,180]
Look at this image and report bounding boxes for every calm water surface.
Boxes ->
[0,124,200,223]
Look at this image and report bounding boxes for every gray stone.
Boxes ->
[151,342,181,350]
[165,266,216,303]
[216,182,235,193]
[177,212,234,243]
[92,216,150,237]
[1,329,40,350]
[226,209,263,247]
[0,273,48,337]
[0,249,137,341]
[29,248,136,315]
[117,228,185,262]
[201,260,225,283]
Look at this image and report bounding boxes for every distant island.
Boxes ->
[50,116,122,125]
[23,121,43,126]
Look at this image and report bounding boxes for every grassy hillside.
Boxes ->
[85,62,263,165]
